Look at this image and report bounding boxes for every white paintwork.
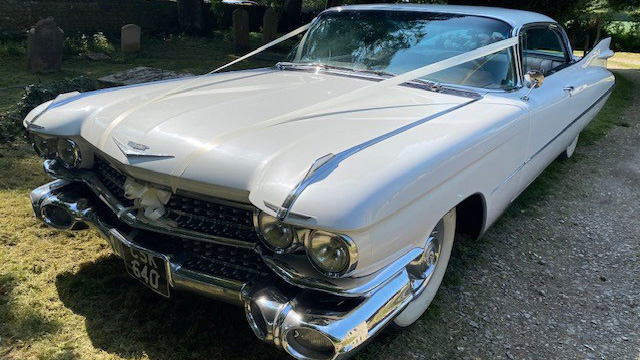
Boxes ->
[24,6,615,280]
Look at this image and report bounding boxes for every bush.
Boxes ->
[0,76,97,143]
[63,32,116,56]
[606,21,640,53]
[17,76,97,118]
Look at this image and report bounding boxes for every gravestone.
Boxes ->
[233,9,250,54]
[121,24,141,53]
[262,8,278,44]
[27,19,64,73]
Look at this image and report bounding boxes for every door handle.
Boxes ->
[563,86,575,95]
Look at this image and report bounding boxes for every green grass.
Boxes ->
[0,35,638,359]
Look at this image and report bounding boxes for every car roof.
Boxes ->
[326,4,556,29]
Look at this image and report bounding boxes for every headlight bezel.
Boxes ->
[28,132,94,169]
[254,211,304,254]
[29,133,57,159]
[56,138,82,169]
[305,230,358,278]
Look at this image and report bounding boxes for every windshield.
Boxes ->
[290,10,516,89]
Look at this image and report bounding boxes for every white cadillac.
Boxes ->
[25,4,614,360]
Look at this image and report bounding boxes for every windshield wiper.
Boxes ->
[277,62,449,93]
[276,62,394,78]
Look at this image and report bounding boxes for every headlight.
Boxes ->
[56,139,81,168]
[30,134,56,159]
[306,231,357,276]
[256,212,298,253]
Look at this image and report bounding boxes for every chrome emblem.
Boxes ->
[113,137,175,158]
[127,141,149,151]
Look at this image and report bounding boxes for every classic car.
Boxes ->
[24,4,614,360]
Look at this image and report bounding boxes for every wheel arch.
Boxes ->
[454,192,487,240]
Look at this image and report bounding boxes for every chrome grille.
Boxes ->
[130,228,269,283]
[93,157,259,244]
[176,240,269,282]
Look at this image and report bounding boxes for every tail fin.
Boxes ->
[580,37,614,68]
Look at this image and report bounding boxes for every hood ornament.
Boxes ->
[113,137,175,158]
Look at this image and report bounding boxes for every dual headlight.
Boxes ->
[30,133,91,169]
[256,212,357,277]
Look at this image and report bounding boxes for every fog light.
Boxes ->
[287,328,334,360]
[56,139,81,168]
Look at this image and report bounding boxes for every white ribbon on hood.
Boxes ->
[97,23,312,150]
[167,35,519,191]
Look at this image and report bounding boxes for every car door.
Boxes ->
[519,24,576,186]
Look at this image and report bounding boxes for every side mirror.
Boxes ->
[525,70,544,88]
[522,70,544,101]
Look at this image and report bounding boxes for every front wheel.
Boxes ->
[393,208,456,328]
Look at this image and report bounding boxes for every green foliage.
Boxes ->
[17,76,96,118]
[0,77,97,143]
[606,21,640,52]
[63,32,116,56]
[0,40,25,57]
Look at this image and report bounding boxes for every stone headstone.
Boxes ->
[233,9,250,54]
[27,19,64,73]
[121,24,141,53]
[262,8,278,44]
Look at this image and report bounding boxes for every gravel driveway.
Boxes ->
[357,69,640,360]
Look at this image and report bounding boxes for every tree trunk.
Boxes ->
[177,0,206,35]
[583,33,590,54]
[281,0,302,31]
[593,17,604,47]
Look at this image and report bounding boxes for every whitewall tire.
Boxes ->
[558,134,579,160]
[393,208,456,328]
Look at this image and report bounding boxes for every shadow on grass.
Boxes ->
[55,255,281,360]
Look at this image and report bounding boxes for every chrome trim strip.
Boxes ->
[262,247,424,297]
[492,84,614,194]
[526,85,614,163]
[276,98,480,221]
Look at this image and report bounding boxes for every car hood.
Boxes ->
[28,68,472,211]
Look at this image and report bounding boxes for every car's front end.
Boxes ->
[25,82,451,359]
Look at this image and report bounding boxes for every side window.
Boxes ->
[522,26,568,75]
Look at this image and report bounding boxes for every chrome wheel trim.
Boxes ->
[406,219,444,294]
[393,208,456,328]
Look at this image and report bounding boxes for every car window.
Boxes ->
[290,11,517,89]
[522,26,568,75]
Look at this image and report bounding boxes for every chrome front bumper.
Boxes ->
[31,180,418,360]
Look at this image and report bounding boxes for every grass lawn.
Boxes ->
[0,35,638,359]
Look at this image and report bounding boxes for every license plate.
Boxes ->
[122,244,170,298]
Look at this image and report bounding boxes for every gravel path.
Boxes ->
[359,69,640,360]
